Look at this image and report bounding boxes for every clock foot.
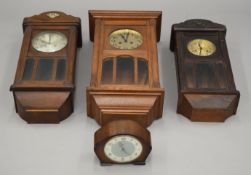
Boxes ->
[134,161,145,165]
[100,162,112,166]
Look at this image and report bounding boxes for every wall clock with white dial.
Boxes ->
[10,11,82,123]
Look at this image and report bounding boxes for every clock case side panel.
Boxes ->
[94,120,152,165]
[10,11,82,123]
[170,19,240,122]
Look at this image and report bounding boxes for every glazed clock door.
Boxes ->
[170,19,240,122]
[101,56,149,85]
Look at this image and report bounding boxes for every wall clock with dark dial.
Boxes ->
[10,11,82,123]
[170,19,240,122]
[87,10,164,165]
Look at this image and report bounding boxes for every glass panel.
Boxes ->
[138,58,148,85]
[22,58,34,80]
[185,63,194,88]
[215,63,227,89]
[196,63,218,89]
[56,59,66,80]
[35,59,53,81]
[116,56,134,84]
[101,58,113,84]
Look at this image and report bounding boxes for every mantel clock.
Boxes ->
[170,19,240,122]
[87,10,164,165]
[10,11,82,123]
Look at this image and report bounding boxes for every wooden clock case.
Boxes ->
[10,11,82,123]
[94,120,152,165]
[87,10,164,127]
[86,10,164,165]
[170,19,240,122]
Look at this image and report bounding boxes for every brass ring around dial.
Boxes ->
[109,29,143,50]
[187,39,216,56]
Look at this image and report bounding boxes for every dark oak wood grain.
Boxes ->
[170,19,240,122]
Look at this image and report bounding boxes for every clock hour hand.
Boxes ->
[39,38,48,44]
[125,32,130,42]
[120,34,126,42]
[49,34,52,44]
[118,142,130,155]
[198,42,203,55]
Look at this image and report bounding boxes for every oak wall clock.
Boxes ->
[170,19,240,122]
[87,10,164,165]
[10,11,82,123]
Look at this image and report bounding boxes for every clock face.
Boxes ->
[187,39,216,56]
[109,29,143,49]
[32,31,68,53]
[104,135,143,163]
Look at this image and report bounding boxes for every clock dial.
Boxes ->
[109,29,143,49]
[187,39,216,56]
[104,135,143,163]
[32,31,68,53]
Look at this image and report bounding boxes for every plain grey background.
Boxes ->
[0,0,250,175]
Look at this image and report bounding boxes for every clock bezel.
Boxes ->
[28,27,69,57]
[187,38,216,57]
[104,134,143,163]
[108,28,143,50]
[31,30,68,53]
[94,120,152,165]
[181,33,222,60]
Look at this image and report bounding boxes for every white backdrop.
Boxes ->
[0,0,250,175]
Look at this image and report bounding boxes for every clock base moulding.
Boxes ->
[12,91,73,124]
[86,88,164,127]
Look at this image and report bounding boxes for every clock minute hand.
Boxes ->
[118,142,130,155]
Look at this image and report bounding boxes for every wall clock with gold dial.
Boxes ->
[10,11,82,123]
[87,10,164,165]
[170,19,240,122]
